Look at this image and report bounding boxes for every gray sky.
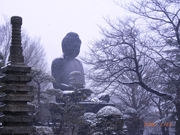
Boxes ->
[0,0,126,70]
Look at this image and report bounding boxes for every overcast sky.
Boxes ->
[0,0,127,70]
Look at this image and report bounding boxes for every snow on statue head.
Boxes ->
[51,32,85,90]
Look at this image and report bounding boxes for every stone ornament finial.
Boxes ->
[11,16,22,46]
[11,16,22,25]
[9,16,24,65]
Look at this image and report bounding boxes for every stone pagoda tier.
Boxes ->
[0,16,35,134]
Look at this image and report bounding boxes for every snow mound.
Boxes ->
[97,106,122,118]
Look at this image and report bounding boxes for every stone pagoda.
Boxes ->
[0,16,35,134]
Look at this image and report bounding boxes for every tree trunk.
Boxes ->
[161,126,169,135]
[68,122,72,135]
[175,102,180,135]
[161,109,169,135]
[37,83,41,108]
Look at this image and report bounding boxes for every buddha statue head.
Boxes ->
[62,32,81,60]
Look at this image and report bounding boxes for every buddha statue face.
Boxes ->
[62,32,81,60]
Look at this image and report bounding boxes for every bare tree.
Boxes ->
[83,14,179,134]
[30,69,54,125]
[109,69,153,134]
[31,69,54,108]
[151,96,175,135]
[0,52,4,77]
[114,84,152,135]
[84,17,161,96]
[58,96,85,135]
[83,18,155,134]
[22,32,47,71]
[120,1,180,134]
[0,18,11,65]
